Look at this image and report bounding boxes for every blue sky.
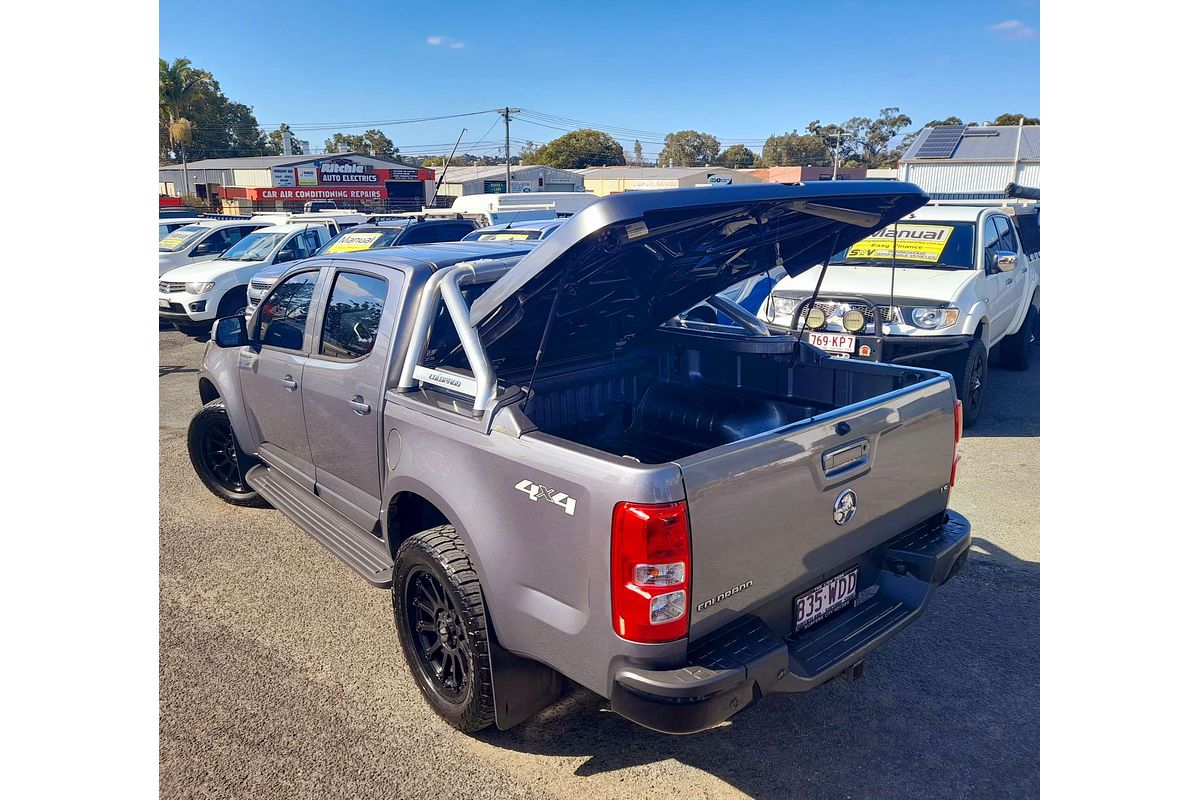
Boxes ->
[160,0,1039,159]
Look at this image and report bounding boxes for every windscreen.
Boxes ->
[830,221,976,269]
[218,232,287,261]
[320,228,405,254]
[158,225,206,252]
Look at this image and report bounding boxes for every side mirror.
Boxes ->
[275,250,298,264]
[993,250,1018,273]
[192,241,222,257]
[213,315,249,348]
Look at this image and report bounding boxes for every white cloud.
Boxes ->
[987,20,1037,40]
[427,34,465,48]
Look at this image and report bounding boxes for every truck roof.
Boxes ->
[320,240,539,272]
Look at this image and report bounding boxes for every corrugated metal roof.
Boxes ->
[901,125,1040,162]
[160,152,412,170]
[579,167,742,180]
[435,165,582,183]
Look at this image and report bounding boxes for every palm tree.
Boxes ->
[160,58,209,195]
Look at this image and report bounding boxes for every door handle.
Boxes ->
[281,375,298,391]
[1019,268,1028,274]
[349,395,371,415]
[1004,278,1014,286]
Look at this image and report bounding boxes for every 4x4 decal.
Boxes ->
[514,480,577,516]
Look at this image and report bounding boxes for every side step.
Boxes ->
[246,465,393,587]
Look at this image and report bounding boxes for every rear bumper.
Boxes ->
[610,510,971,734]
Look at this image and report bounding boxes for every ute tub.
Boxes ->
[610,511,971,734]
[516,330,940,465]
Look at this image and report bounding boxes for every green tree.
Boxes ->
[159,58,269,162]
[267,124,304,155]
[324,129,396,156]
[807,107,913,169]
[991,113,1039,126]
[657,130,721,167]
[759,131,830,167]
[717,144,756,168]
[632,139,644,166]
[526,129,625,168]
[518,140,539,164]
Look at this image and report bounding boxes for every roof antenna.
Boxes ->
[520,258,573,412]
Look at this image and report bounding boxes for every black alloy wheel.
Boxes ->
[405,568,471,703]
[187,400,269,506]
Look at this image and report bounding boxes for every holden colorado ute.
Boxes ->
[760,201,1040,426]
[186,182,971,734]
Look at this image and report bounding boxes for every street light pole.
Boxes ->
[832,128,842,180]
[498,107,522,192]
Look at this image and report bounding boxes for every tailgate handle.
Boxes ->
[822,439,869,477]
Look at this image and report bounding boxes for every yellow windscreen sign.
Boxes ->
[477,232,534,241]
[846,224,954,263]
[326,232,384,253]
[159,229,196,249]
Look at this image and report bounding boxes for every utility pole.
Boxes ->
[498,107,522,192]
[831,127,842,180]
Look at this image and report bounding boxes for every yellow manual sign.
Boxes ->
[846,224,954,263]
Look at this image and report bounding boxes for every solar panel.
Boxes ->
[914,125,965,158]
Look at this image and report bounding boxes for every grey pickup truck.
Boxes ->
[187,182,971,735]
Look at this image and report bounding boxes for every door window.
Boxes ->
[399,224,444,245]
[983,217,1003,272]
[319,272,389,360]
[257,271,318,350]
[993,216,1019,253]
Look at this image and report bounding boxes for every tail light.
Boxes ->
[611,500,691,643]
[949,399,963,495]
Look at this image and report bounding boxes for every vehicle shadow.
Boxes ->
[477,539,1038,799]
[968,348,1039,437]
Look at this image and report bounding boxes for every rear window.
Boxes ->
[464,229,542,241]
[830,221,977,269]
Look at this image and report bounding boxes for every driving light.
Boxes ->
[842,309,866,333]
[909,307,960,330]
[805,305,827,329]
[185,282,215,295]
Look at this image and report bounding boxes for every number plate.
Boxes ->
[159,298,170,309]
[794,568,858,632]
[806,332,856,354]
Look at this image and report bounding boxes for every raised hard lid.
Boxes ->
[466,181,929,369]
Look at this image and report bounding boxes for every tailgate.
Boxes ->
[679,374,956,639]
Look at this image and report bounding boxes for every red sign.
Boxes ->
[237,187,388,201]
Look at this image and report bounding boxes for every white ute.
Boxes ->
[158,218,270,277]
[760,201,1040,426]
[159,223,330,330]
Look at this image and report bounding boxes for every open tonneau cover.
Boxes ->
[468,182,928,370]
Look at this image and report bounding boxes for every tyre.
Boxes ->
[393,525,495,732]
[215,288,247,319]
[186,399,269,507]
[953,338,988,428]
[997,304,1039,371]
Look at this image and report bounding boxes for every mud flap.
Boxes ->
[487,631,563,730]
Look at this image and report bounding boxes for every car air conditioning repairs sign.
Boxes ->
[248,187,387,201]
[316,158,380,183]
[846,224,954,263]
[325,231,384,253]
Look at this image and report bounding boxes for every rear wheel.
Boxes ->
[187,399,268,507]
[393,525,495,732]
[953,338,988,428]
[997,304,1038,370]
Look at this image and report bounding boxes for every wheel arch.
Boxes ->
[199,377,220,405]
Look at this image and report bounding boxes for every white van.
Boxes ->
[158,223,331,330]
[158,219,271,276]
[450,191,597,218]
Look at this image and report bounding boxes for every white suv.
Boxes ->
[159,223,330,330]
[158,219,270,276]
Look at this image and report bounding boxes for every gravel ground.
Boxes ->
[160,328,1039,800]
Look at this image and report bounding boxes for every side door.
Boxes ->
[981,215,1020,345]
[239,267,325,489]
[439,221,477,241]
[301,266,399,530]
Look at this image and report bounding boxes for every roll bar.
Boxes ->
[397,257,522,416]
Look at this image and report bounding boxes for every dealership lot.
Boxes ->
[159,329,1038,800]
